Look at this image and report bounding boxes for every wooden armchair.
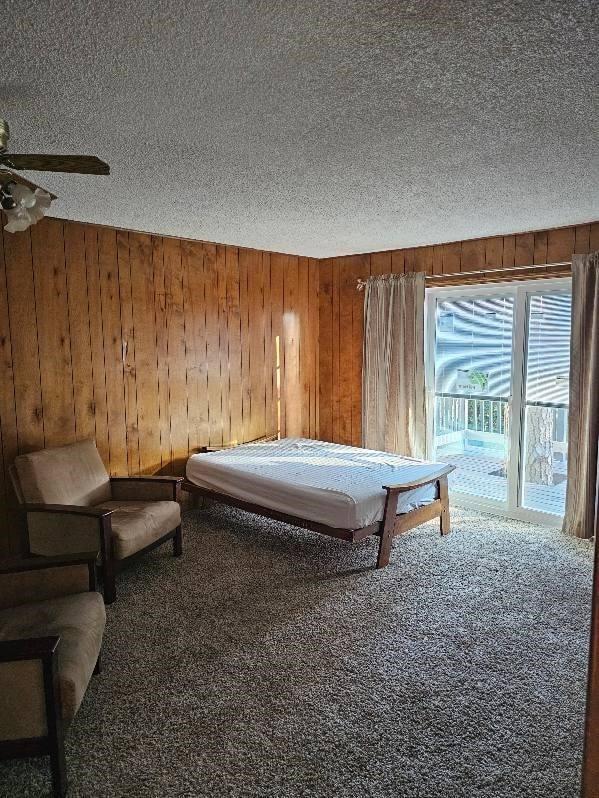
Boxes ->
[10,439,184,603]
[0,551,104,798]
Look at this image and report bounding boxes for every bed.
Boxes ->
[182,437,454,568]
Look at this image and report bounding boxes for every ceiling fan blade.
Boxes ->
[0,169,58,200]
[8,154,110,175]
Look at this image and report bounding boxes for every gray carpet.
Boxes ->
[0,506,593,798]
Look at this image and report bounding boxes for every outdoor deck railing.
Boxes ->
[435,396,568,448]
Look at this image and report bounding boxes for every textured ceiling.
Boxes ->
[4,1,598,257]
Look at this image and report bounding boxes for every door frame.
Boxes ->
[425,276,572,526]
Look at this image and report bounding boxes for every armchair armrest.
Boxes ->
[0,552,99,609]
[0,635,60,663]
[17,505,112,586]
[0,551,99,575]
[22,503,113,518]
[110,475,183,502]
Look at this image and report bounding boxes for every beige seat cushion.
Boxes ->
[0,592,106,722]
[14,439,111,506]
[97,500,181,560]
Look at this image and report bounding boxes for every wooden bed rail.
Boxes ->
[183,466,454,570]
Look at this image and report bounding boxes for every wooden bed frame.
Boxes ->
[181,441,454,567]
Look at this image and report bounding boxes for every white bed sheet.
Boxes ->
[185,438,452,529]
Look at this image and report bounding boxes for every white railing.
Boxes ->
[435,396,568,449]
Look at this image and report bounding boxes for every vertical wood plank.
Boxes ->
[547,227,575,263]
[64,222,96,445]
[249,250,267,441]
[238,249,252,441]
[116,230,140,475]
[163,238,188,472]
[502,236,516,268]
[574,225,591,254]
[318,258,333,442]
[270,253,285,438]
[3,229,45,454]
[182,240,209,453]
[215,245,230,445]
[298,256,311,437]
[460,238,486,271]
[485,237,504,269]
[371,251,391,276]
[308,257,320,438]
[98,227,128,475]
[0,229,20,554]
[514,232,535,266]
[391,250,405,274]
[331,258,341,442]
[30,219,76,448]
[152,236,172,470]
[590,223,599,252]
[337,258,353,445]
[404,249,416,273]
[262,253,275,436]
[432,246,444,275]
[413,247,434,274]
[225,246,242,445]
[84,226,109,466]
[129,232,161,474]
[441,242,462,274]
[533,230,548,265]
[204,243,223,447]
[283,256,301,437]
[350,255,369,447]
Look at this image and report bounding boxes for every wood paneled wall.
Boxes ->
[2,215,598,554]
[0,218,319,555]
[318,222,599,448]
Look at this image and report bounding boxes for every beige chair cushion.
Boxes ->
[97,500,181,560]
[14,439,111,507]
[0,592,106,724]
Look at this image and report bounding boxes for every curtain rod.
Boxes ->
[356,261,572,290]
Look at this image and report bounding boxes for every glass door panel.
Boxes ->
[521,293,571,515]
[432,295,515,503]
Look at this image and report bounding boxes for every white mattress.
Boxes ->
[185,438,452,529]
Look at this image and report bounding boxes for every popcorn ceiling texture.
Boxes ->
[4,1,598,257]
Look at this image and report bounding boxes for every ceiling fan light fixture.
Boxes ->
[0,119,110,232]
[3,185,52,233]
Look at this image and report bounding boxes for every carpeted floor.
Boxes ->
[0,505,593,798]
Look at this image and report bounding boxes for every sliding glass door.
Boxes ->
[520,292,571,516]
[431,294,514,505]
[426,279,571,523]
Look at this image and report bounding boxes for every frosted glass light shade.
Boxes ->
[3,187,52,233]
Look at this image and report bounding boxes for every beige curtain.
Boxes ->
[563,251,599,539]
[362,272,426,457]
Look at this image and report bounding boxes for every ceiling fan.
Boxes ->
[0,119,110,233]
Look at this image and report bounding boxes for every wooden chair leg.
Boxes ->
[49,738,68,798]
[173,525,183,557]
[376,489,399,569]
[102,559,116,605]
[99,515,116,603]
[439,475,451,535]
[43,655,68,798]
